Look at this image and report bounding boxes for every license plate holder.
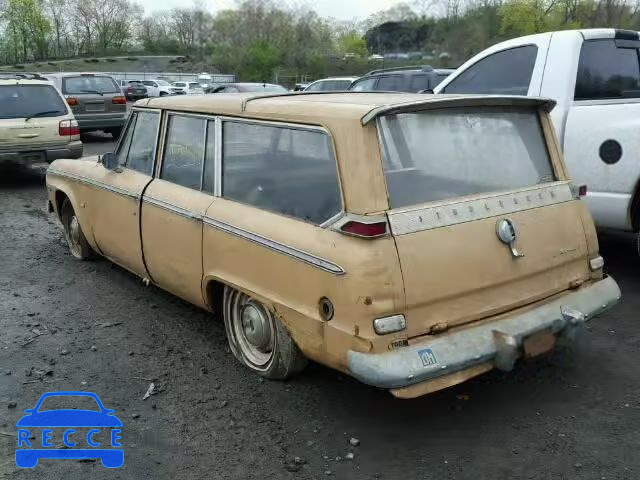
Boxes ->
[523,329,556,358]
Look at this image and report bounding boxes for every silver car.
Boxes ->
[46,73,127,139]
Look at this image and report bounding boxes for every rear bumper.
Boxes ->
[76,113,126,131]
[0,140,83,164]
[347,276,621,390]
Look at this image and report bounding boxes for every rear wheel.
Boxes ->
[60,198,95,260]
[222,286,307,379]
[107,127,123,140]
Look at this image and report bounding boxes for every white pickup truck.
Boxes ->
[434,28,640,251]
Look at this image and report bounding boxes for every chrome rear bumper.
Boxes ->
[348,276,621,389]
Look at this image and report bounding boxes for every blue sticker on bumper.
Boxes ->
[418,348,438,367]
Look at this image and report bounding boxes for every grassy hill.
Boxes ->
[0,55,217,73]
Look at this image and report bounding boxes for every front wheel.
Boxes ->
[222,286,307,379]
[60,198,95,260]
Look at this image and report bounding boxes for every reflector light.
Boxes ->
[373,314,407,335]
[340,221,387,238]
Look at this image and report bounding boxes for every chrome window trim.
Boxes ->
[122,108,161,176]
[218,115,329,133]
[387,181,573,236]
[200,120,208,191]
[47,168,139,200]
[143,195,202,221]
[214,117,222,197]
[202,216,345,275]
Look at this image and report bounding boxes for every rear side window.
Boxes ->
[117,111,160,176]
[161,115,206,190]
[222,122,341,224]
[379,107,554,208]
[409,74,430,92]
[443,46,537,95]
[575,39,640,100]
[62,76,119,94]
[0,85,67,119]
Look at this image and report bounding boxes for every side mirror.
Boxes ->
[100,152,119,171]
[420,89,434,94]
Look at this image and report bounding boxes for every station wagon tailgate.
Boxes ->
[378,105,592,337]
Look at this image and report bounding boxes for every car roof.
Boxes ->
[0,78,54,86]
[141,92,555,125]
[311,77,359,82]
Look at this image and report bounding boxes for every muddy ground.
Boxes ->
[0,143,639,479]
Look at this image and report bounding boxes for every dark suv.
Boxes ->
[349,66,454,93]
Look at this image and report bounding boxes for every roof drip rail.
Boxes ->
[240,90,393,111]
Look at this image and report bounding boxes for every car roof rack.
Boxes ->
[0,71,48,81]
[364,65,434,76]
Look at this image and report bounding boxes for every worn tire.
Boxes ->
[60,198,95,260]
[222,285,307,380]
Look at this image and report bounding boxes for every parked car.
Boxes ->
[293,83,309,91]
[46,73,126,139]
[434,28,640,253]
[140,79,173,97]
[45,92,620,399]
[209,83,287,93]
[0,73,82,165]
[304,77,358,92]
[117,80,149,101]
[171,82,204,95]
[349,66,454,93]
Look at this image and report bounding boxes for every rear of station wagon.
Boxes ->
[45,93,620,399]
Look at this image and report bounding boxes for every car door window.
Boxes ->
[161,115,206,190]
[443,46,538,95]
[575,39,640,100]
[124,111,160,175]
[409,74,430,92]
[350,77,377,91]
[222,121,342,224]
[377,75,405,92]
[115,114,136,165]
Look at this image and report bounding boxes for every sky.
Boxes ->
[134,0,407,20]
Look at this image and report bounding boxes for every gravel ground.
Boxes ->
[0,144,639,479]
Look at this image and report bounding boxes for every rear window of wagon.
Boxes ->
[378,107,555,208]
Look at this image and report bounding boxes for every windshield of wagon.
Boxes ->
[378,107,555,208]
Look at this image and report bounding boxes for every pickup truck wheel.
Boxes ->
[222,286,307,379]
[61,198,95,260]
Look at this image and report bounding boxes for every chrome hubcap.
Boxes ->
[241,303,271,349]
[68,216,82,255]
[228,293,274,369]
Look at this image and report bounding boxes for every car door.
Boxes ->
[563,37,640,231]
[140,113,216,307]
[90,109,160,277]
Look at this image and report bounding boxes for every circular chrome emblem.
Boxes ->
[496,218,517,244]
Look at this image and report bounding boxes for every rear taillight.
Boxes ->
[59,119,80,136]
[340,221,387,238]
[578,185,588,197]
[112,96,126,104]
[66,97,78,106]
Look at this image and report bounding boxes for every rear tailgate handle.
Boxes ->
[18,133,39,138]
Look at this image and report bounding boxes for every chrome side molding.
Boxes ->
[203,216,345,275]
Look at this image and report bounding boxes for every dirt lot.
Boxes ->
[1,149,639,479]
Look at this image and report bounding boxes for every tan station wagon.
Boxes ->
[45,92,621,399]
